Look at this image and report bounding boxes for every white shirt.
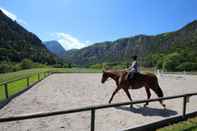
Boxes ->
[128,61,139,72]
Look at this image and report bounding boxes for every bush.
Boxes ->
[144,54,165,68]
[156,59,163,69]
[89,64,103,69]
[63,63,72,68]
[32,63,47,68]
[0,62,12,73]
[12,64,22,72]
[162,52,183,71]
[176,62,197,71]
[20,59,33,69]
[53,64,63,68]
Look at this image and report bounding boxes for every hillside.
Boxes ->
[0,9,57,64]
[43,41,66,58]
[64,20,197,70]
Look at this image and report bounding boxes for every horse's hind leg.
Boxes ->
[144,87,151,107]
[159,100,166,108]
[123,88,133,108]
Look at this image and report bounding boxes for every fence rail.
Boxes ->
[0,92,197,131]
[0,71,50,100]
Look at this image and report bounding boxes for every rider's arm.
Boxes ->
[128,61,136,71]
[128,65,132,70]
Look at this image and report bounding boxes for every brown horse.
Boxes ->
[101,69,166,108]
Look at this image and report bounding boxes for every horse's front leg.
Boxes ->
[109,87,121,104]
[123,88,133,108]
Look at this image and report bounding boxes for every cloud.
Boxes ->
[0,7,27,26]
[53,32,90,50]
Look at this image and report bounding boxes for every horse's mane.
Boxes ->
[104,69,128,79]
[105,69,128,73]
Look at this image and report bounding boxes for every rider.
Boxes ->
[128,55,139,81]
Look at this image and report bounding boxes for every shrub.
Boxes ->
[53,64,63,68]
[0,62,12,73]
[20,59,33,69]
[89,64,103,69]
[62,63,72,68]
[176,62,197,71]
[12,64,22,72]
[156,59,163,69]
[162,52,183,71]
[32,63,47,68]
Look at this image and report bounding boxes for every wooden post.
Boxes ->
[44,72,46,78]
[27,77,29,87]
[183,96,187,118]
[91,109,95,131]
[38,73,40,81]
[4,83,9,99]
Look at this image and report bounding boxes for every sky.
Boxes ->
[0,0,197,50]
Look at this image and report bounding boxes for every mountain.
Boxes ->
[64,20,197,69]
[43,40,66,58]
[0,9,57,64]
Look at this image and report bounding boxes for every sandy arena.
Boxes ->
[0,73,197,131]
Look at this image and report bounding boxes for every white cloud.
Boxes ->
[53,32,90,50]
[0,7,27,26]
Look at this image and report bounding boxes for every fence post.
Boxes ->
[27,77,29,87]
[38,73,40,81]
[183,95,187,118]
[91,109,95,131]
[44,72,46,78]
[4,83,9,99]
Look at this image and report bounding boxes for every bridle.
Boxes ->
[105,78,111,82]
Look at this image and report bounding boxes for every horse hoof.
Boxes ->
[144,104,148,107]
[162,104,166,109]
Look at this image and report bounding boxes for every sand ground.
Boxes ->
[0,73,197,131]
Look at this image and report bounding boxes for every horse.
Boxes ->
[101,69,166,108]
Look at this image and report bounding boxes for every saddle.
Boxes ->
[127,72,139,81]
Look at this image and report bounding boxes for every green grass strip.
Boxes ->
[29,74,39,85]
[7,79,27,97]
[157,117,197,131]
[0,85,5,101]
[0,68,55,83]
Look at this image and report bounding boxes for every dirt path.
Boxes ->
[0,73,197,131]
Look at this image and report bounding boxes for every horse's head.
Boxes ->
[101,70,109,84]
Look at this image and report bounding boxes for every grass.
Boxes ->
[0,68,53,101]
[0,85,5,101]
[0,68,58,83]
[0,68,102,83]
[7,79,27,97]
[157,117,197,131]
[0,72,45,101]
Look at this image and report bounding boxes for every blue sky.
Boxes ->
[0,0,197,50]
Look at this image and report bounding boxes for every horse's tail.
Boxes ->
[151,75,164,97]
[146,73,166,107]
[153,84,164,97]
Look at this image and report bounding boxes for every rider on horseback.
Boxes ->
[128,55,139,81]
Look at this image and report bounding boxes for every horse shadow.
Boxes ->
[115,105,177,117]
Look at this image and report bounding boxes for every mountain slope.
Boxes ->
[43,41,66,58]
[0,9,57,64]
[64,20,197,67]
